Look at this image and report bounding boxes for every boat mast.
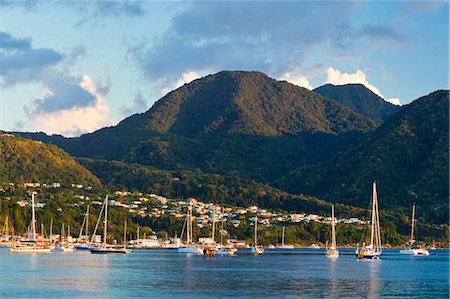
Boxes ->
[331,204,336,249]
[373,181,381,252]
[254,216,258,246]
[124,219,127,249]
[137,226,140,240]
[370,182,376,248]
[50,218,53,241]
[86,205,90,239]
[103,196,108,247]
[410,204,416,242]
[211,212,216,243]
[31,192,36,241]
[282,226,285,246]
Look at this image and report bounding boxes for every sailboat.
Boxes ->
[355,181,382,259]
[0,216,11,248]
[57,224,75,252]
[276,226,294,249]
[75,205,92,250]
[178,205,202,254]
[325,205,339,258]
[89,196,130,254]
[208,212,237,255]
[251,216,264,254]
[399,204,429,256]
[10,192,53,253]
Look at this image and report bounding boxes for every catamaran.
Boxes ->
[178,205,202,254]
[251,216,264,254]
[355,181,382,260]
[10,192,53,253]
[325,205,339,258]
[276,226,294,249]
[399,204,429,256]
[89,196,130,254]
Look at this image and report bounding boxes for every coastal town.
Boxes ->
[2,181,368,232]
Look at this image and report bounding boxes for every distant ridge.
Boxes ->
[276,90,449,223]
[18,71,377,182]
[0,133,101,187]
[314,83,400,122]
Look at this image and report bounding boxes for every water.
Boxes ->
[0,248,448,298]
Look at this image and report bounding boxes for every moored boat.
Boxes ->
[355,181,382,260]
[399,204,429,256]
[325,205,339,258]
[89,196,130,254]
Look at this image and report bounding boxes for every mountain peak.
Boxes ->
[127,71,376,137]
[314,83,400,122]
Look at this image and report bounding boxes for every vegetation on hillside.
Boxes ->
[276,90,449,224]
[0,134,101,187]
[314,83,400,122]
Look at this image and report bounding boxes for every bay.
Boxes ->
[0,248,448,298]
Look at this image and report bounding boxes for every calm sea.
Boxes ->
[0,248,448,298]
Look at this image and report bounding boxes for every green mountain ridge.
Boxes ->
[276,90,449,224]
[314,83,401,122]
[18,71,378,183]
[0,133,101,187]
[12,71,448,225]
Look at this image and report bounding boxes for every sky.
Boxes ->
[0,0,448,137]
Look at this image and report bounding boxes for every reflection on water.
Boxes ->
[0,248,448,298]
[368,260,381,298]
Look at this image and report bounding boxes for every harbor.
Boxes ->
[0,247,448,298]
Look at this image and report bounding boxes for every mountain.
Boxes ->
[314,83,400,122]
[20,71,377,182]
[276,90,449,224]
[0,133,101,187]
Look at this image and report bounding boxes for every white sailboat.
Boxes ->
[10,192,53,253]
[0,216,11,248]
[75,205,92,250]
[209,212,237,255]
[355,181,382,260]
[276,226,294,249]
[325,205,339,258]
[178,205,202,254]
[399,204,429,256]
[90,196,130,254]
[251,216,264,254]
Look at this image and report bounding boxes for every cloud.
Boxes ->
[0,31,64,86]
[130,2,408,90]
[0,31,31,51]
[359,24,407,44]
[73,1,146,27]
[326,67,401,105]
[385,98,401,106]
[279,73,313,90]
[130,2,360,87]
[30,74,96,113]
[122,91,148,116]
[27,75,110,137]
[161,71,201,96]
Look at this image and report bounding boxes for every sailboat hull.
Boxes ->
[10,247,53,253]
[355,249,382,259]
[399,248,429,256]
[177,246,202,254]
[89,248,129,254]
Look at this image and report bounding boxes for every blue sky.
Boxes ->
[0,1,448,136]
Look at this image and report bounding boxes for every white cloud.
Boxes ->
[326,67,401,105]
[385,97,401,106]
[161,71,201,96]
[279,72,313,90]
[29,75,111,137]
